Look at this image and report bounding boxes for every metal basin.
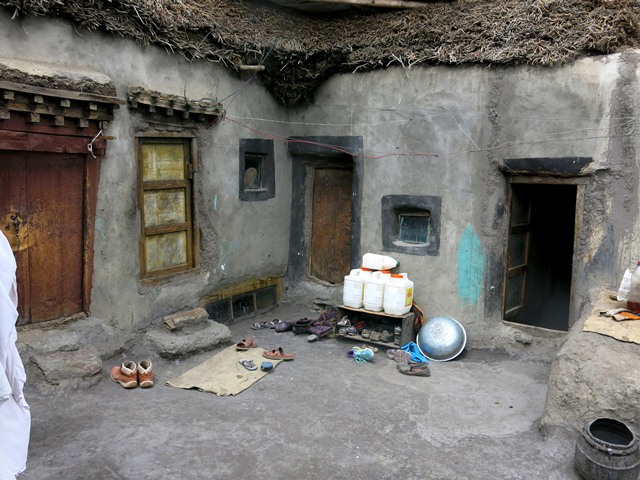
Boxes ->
[416,316,467,362]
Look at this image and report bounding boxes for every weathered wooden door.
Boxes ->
[503,185,531,319]
[1,152,85,324]
[309,168,353,284]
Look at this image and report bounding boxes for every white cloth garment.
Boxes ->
[0,234,30,477]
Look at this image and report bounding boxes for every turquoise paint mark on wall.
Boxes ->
[457,224,485,306]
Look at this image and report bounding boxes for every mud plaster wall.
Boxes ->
[292,55,640,346]
[2,10,640,354]
[0,14,291,355]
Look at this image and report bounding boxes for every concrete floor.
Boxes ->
[20,303,581,480]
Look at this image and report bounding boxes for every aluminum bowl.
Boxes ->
[416,316,467,362]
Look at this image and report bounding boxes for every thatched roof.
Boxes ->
[2,0,639,105]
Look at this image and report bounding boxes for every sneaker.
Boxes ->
[394,326,402,346]
[137,359,154,388]
[110,360,138,389]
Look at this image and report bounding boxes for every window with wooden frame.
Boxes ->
[137,137,197,278]
[239,138,275,201]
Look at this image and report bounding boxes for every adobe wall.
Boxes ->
[2,10,640,357]
[0,14,292,355]
[291,53,640,349]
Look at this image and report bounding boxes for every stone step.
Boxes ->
[145,320,232,359]
[29,348,103,394]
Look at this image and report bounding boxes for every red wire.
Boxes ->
[222,115,438,159]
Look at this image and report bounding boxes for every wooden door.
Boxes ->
[1,152,85,324]
[503,185,531,319]
[309,168,353,284]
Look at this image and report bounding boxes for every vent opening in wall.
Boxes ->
[200,278,280,324]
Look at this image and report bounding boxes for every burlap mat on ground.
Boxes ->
[166,344,282,396]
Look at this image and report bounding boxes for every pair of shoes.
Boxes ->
[309,324,332,337]
[361,328,372,339]
[347,347,375,364]
[292,318,313,334]
[262,347,295,361]
[250,319,281,330]
[354,344,378,353]
[337,316,350,327]
[275,320,294,333]
[110,360,154,388]
[370,330,382,341]
[394,326,402,346]
[386,349,412,364]
[380,330,394,342]
[398,361,430,376]
[236,337,259,351]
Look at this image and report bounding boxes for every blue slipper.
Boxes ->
[260,361,273,372]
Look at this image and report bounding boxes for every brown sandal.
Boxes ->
[236,337,258,351]
[262,347,295,361]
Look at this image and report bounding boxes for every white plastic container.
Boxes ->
[363,270,389,312]
[362,253,398,271]
[627,261,640,311]
[342,268,372,308]
[383,273,414,315]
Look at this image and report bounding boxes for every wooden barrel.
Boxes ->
[575,418,640,480]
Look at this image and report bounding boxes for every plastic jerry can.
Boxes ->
[383,273,414,315]
[627,261,640,311]
[362,253,398,271]
[363,270,388,312]
[342,268,372,308]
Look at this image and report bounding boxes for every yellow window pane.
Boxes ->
[145,231,187,272]
[144,190,186,228]
[142,144,185,181]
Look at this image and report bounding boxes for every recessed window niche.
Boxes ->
[239,138,275,201]
[381,195,441,256]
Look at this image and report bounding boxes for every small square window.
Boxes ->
[382,195,441,256]
[243,154,263,190]
[399,213,430,244]
[239,139,275,201]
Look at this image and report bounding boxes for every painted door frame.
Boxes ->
[286,136,363,284]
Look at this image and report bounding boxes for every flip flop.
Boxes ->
[262,347,295,361]
[250,322,269,330]
[236,337,258,351]
[270,319,282,329]
[239,359,257,371]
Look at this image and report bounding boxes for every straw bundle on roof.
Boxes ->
[2,0,638,104]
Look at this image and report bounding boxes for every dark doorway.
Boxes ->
[503,183,576,331]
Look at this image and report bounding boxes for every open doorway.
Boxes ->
[503,182,577,331]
